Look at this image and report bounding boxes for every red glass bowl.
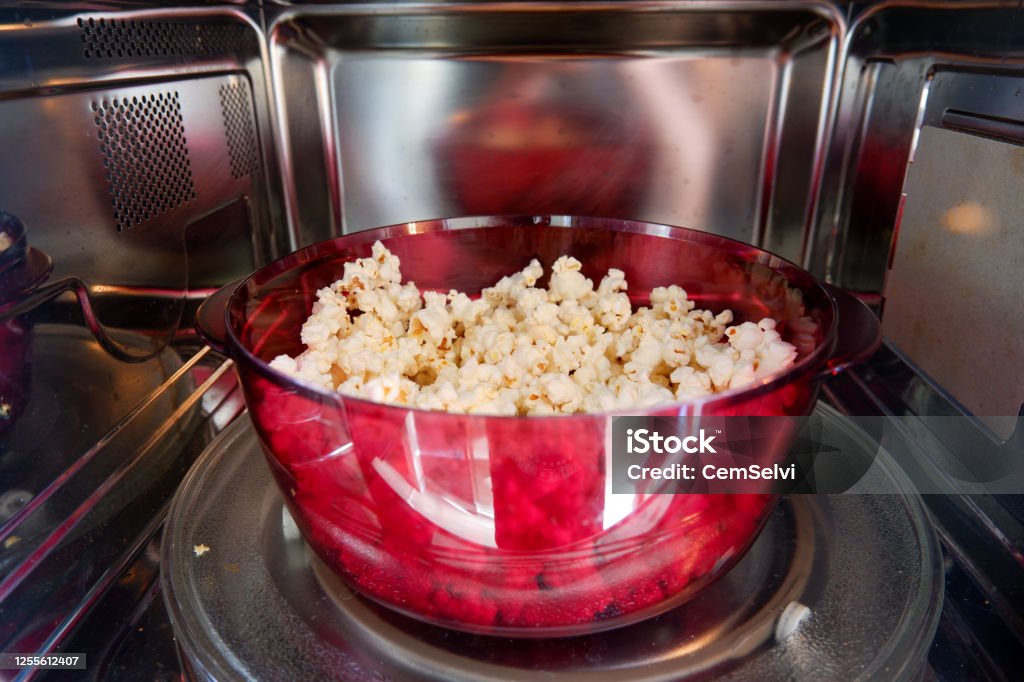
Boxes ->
[196,216,880,637]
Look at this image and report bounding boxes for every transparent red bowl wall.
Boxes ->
[228,222,833,635]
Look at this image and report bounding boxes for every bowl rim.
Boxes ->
[224,215,839,420]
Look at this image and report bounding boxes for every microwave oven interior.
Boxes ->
[0,1,1020,679]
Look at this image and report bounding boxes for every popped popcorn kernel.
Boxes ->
[271,241,801,414]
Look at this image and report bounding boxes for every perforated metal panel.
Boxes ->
[77,16,254,60]
[94,92,197,231]
[220,81,260,179]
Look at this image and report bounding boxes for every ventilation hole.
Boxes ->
[78,16,256,60]
[92,91,196,231]
[218,81,260,179]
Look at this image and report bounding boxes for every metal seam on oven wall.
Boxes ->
[811,0,904,286]
[252,2,299,256]
[797,12,843,275]
[823,58,879,285]
[754,48,787,251]
[876,65,933,302]
[266,19,304,252]
[315,53,343,236]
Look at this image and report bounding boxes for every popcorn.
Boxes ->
[336,240,402,295]
[409,295,453,345]
[650,285,695,320]
[582,386,618,413]
[596,268,627,296]
[483,259,543,306]
[364,373,419,405]
[758,338,799,376]
[660,335,692,368]
[300,289,350,350]
[729,359,757,390]
[548,256,594,303]
[725,321,763,351]
[551,334,588,374]
[271,241,801,415]
[595,292,631,332]
[671,366,713,398]
[537,374,583,413]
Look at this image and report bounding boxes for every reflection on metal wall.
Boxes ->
[332,55,776,241]
[268,4,840,263]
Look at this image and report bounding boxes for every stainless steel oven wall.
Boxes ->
[0,0,280,661]
[0,1,284,324]
[265,1,843,266]
[813,1,1024,293]
[814,1,1024,432]
[814,7,1024,667]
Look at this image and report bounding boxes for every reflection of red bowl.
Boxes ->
[437,103,650,216]
[199,216,879,636]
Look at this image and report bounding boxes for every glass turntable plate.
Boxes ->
[162,405,942,681]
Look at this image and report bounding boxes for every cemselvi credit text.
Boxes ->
[626,463,796,481]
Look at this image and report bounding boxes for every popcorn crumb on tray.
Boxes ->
[269,241,805,415]
[193,544,210,557]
